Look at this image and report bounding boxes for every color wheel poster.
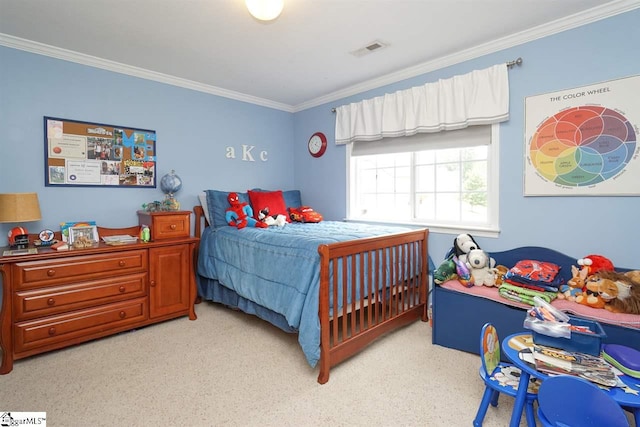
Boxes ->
[524,75,640,196]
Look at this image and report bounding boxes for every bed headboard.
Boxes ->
[193,205,209,237]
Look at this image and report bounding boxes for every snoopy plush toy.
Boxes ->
[453,233,495,268]
[258,207,287,227]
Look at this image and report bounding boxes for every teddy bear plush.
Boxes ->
[465,248,497,287]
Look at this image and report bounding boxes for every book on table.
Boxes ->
[532,344,620,387]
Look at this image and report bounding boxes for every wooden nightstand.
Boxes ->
[0,222,198,375]
[137,210,191,241]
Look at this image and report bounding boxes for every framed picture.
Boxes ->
[68,225,99,247]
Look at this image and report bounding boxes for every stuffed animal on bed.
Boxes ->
[258,207,287,227]
[225,192,267,229]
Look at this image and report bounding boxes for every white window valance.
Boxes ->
[335,63,509,145]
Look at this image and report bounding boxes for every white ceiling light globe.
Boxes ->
[246,0,284,21]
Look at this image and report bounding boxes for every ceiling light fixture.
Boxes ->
[246,0,284,21]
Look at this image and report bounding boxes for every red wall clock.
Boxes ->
[308,132,327,158]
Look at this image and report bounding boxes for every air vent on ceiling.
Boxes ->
[350,40,388,58]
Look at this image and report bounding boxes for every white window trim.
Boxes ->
[345,124,501,238]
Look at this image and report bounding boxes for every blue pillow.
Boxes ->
[205,190,250,228]
[282,190,302,210]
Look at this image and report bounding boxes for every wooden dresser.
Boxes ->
[0,214,198,374]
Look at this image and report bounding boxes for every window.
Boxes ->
[347,124,499,234]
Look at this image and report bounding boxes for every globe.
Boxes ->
[160,170,182,196]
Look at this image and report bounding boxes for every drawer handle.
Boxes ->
[47,298,55,306]
[119,260,126,267]
[48,327,56,336]
[119,311,126,319]
[150,280,156,287]
[47,269,56,277]
[119,286,126,293]
[170,224,177,230]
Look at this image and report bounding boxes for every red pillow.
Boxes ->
[247,190,290,222]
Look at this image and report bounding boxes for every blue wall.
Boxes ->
[0,46,294,234]
[294,9,640,268]
[1,9,639,268]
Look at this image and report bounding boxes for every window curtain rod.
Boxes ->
[330,57,523,113]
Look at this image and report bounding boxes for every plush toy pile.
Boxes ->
[566,255,640,314]
[433,233,498,287]
[435,241,640,314]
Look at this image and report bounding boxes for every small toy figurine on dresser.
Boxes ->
[225,192,267,229]
[140,225,151,242]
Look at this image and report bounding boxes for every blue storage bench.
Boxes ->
[431,246,640,355]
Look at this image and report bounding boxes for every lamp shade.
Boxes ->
[246,0,284,21]
[0,193,42,223]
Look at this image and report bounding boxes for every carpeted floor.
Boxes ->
[1,302,525,426]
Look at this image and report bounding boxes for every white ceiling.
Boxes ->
[0,0,637,112]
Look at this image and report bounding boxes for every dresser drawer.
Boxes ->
[13,298,148,354]
[138,211,190,240]
[14,273,147,321]
[13,250,147,290]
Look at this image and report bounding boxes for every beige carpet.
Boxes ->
[0,302,522,426]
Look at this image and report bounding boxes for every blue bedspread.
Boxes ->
[197,221,411,367]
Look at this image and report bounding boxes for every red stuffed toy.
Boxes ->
[579,254,615,276]
[225,192,267,229]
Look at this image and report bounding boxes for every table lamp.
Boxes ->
[0,193,42,249]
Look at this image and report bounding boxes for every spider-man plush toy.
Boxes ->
[225,192,267,229]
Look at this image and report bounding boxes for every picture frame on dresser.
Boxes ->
[67,225,99,246]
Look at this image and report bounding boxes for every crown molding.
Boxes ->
[293,0,640,112]
[0,33,294,113]
[1,0,637,114]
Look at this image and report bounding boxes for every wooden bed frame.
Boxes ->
[193,205,430,383]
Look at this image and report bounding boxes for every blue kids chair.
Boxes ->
[473,323,539,427]
[537,375,630,427]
